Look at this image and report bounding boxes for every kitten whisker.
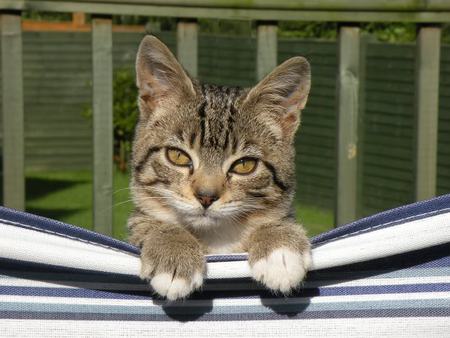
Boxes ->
[112,187,132,194]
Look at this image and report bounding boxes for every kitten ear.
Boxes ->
[243,57,311,140]
[136,35,195,117]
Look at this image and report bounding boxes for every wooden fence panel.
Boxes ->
[12,32,92,171]
[198,34,256,87]
[438,45,450,197]
[279,39,338,209]
[361,43,416,216]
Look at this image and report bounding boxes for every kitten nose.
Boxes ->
[194,190,219,209]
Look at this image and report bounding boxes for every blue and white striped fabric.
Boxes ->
[0,195,449,337]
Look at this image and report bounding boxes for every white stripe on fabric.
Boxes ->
[0,292,449,308]
[0,223,141,276]
[1,275,449,290]
[0,318,448,338]
[311,211,450,270]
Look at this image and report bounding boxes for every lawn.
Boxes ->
[25,170,334,241]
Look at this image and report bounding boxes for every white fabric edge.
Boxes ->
[0,210,449,279]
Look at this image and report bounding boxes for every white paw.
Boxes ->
[251,247,311,294]
[150,271,203,301]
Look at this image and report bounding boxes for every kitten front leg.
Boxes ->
[128,213,205,300]
[247,221,312,294]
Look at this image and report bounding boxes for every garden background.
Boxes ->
[2,15,449,239]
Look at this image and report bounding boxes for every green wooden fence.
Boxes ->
[0,0,449,233]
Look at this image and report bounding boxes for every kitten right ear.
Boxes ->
[136,35,195,117]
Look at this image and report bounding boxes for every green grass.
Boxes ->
[25,169,133,240]
[25,170,334,241]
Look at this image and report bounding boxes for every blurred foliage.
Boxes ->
[362,22,416,42]
[279,22,417,42]
[279,22,337,40]
[443,24,450,44]
[84,69,138,172]
[199,19,253,36]
[23,11,72,21]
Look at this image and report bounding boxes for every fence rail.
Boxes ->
[0,0,447,232]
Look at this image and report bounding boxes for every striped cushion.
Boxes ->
[0,195,449,337]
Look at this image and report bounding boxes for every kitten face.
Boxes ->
[132,36,310,235]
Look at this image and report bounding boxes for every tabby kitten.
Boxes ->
[128,36,312,300]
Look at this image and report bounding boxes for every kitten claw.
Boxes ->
[250,246,311,294]
[150,271,203,301]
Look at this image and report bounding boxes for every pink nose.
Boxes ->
[194,191,219,209]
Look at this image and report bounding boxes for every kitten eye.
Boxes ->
[166,148,192,167]
[230,158,257,175]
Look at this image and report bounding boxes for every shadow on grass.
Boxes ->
[25,176,88,201]
[26,207,86,221]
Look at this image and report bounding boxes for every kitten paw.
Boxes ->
[150,271,203,301]
[250,246,311,294]
[139,241,205,300]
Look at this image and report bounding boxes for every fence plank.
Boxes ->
[414,25,441,201]
[1,12,25,210]
[177,19,198,77]
[256,21,277,80]
[92,16,113,235]
[335,25,361,226]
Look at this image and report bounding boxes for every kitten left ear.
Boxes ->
[136,35,195,118]
[243,57,311,140]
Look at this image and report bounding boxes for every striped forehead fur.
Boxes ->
[196,84,243,150]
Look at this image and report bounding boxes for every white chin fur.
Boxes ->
[186,215,218,229]
[251,247,311,294]
[150,272,203,301]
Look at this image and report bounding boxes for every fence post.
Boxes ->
[92,15,113,235]
[414,24,441,201]
[356,34,368,218]
[335,24,361,226]
[1,11,25,211]
[256,21,278,80]
[177,19,198,77]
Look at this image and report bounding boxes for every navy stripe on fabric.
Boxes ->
[1,308,449,321]
[2,283,448,300]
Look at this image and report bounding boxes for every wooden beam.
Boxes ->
[413,24,441,201]
[335,25,361,227]
[15,0,450,12]
[2,1,450,23]
[92,15,113,235]
[256,21,277,80]
[1,11,25,211]
[177,19,198,77]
